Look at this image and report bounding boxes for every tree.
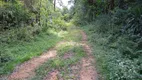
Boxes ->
[54,0,56,11]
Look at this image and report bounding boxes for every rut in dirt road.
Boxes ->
[80,31,98,80]
[8,49,57,80]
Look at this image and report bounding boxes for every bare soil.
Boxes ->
[63,52,74,59]
[79,31,98,80]
[43,70,59,80]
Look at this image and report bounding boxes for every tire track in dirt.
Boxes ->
[80,31,98,80]
[43,70,59,80]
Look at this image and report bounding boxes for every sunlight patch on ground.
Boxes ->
[40,50,57,59]
[57,30,68,38]
[55,41,81,49]
[47,29,68,38]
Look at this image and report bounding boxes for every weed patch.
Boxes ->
[0,33,61,74]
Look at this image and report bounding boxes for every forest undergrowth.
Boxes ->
[82,15,142,80]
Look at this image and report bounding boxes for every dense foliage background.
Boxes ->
[71,0,142,79]
[0,0,71,74]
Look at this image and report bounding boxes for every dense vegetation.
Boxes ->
[0,0,142,80]
[71,0,142,80]
[0,0,71,74]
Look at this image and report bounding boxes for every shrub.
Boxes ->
[0,1,31,30]
[0,50,12,64]
[83,15,142,80]
[113,5,142,39]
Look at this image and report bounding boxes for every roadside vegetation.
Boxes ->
[83,18,142,79]
[72,0,142,80]
[0,0,72,75]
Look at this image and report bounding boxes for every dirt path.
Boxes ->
[8,30,98,80]
[80,31,98,80]
[43,31,98,80]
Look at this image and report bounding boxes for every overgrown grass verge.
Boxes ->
[31,45,85,80]
[82,15,142,80]
[0,26,70,75]
[0,26,82,75]
[0,32,61,75]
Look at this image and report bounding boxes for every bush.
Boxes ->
[0,1,31,30]
[0,50,12,64]
[83,15,142,80]
[113,5,142,38]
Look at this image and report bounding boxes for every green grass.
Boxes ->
[0,26,82,75]
[57,45,74,57]
[0,33,61,75]
[31,46,85,80]
[63,26,82,42]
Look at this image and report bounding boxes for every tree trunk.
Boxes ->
[54,0,56,11]
[88,0,96,5]
[106,0,115,13]
[118,0,125,9]
[110,0,114,10]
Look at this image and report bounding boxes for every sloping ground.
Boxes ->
[4,28,98,80]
